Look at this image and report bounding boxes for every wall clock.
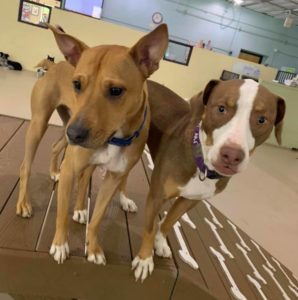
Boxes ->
[152,12,163,24]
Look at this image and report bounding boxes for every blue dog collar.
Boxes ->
[107,107,148,147]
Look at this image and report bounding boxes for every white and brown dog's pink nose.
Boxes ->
[220,145,245,166]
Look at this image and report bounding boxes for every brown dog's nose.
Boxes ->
[67,122,89,145]
[220,146,245,166]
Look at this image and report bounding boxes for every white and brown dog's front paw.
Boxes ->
[49,242,69,264]
[154,231,172,258]
[72,209,87,224]
[132,256,154,282]
[119,192,138,213]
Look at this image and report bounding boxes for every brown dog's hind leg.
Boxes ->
[155,197,197,258]
[49,134,67,181]
[72,165,95,224]
[118,174,138,213]
[16,114,52,218]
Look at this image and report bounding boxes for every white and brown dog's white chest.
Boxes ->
[178,172,218,200]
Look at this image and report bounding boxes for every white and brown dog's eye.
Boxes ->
[218,105,226,113]
[109,87,123,97]
[258,116,267,124]
[73,80,81,93]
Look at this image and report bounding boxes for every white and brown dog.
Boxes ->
[132,79,286,281]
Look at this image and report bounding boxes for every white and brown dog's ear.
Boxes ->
[274,97,286,145]
[130,24,169,78]
[203,80,220,105]
[47,24,89,66]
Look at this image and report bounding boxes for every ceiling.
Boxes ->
[228,0,298,24]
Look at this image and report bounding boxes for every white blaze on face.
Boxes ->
[204,79,258,173]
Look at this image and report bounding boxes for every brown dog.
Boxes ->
[132,79,285,281]
[16,24,169,264]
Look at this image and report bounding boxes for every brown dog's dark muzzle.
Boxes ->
[67,121,89,145]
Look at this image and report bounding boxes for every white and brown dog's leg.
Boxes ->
[72,165,95,224]
[155,197,197,258]
[132,191,165,282]
[16,113,52,218]
[86,171,123,265]
[118,174,138,213]
[49,134,67,182]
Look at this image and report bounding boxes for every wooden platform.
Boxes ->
[0,115,297,300]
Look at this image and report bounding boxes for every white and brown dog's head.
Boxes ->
[47,24,168,149]
[200,79,286,177]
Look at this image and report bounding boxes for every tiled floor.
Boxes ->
[0,68,297,279]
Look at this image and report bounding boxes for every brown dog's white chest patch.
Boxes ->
[178,171,218,200]
[90,144,127,173]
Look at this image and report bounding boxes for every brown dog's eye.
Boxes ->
[73,80,81,92]
[109,87,123,97]
[218,105,226,113]
[258,116,267,124]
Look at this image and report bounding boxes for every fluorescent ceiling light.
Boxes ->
[233,0,244,5]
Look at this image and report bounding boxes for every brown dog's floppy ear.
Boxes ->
[47,24,89,66]
[274,97,286,145]
[203,80,220,105]
[130,24,168,78]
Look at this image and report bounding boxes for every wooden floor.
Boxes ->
[0,115,298,300]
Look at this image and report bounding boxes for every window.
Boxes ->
[164,40,193,66]
[64,0,104,19]
[18,0,51,28]
[238,49,264,64]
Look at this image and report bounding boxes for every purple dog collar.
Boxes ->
[192,125,222,181]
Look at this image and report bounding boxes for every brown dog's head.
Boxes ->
[47,24,168,148]
[200,79,286,176]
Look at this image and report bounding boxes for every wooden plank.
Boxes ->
[0,124,64,251]
[0,248,177,300]
[190,203,258,300]
[0,115,24,151]
[208,203,298,299]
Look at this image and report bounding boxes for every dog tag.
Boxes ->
[271,256,298,291]
[173,221,199,270]
[236,243,267,285]
[210,246,247,300]
[247,274,267,300]
[263,265,291,300]
[250,240,276,272]
[227,220,251,251]
[181,213,196,229]
[203,200,223,228]
[205,218,234,259]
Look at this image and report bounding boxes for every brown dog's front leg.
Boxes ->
[49,148,75,264]
[86,171,123,265]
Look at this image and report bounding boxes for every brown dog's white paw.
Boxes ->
[154,231,172,258]
[50,172,60,182]
[87,252,106,265]
[16,201,33,218]
[119,192,138,213]
[132,256,154,282]
[49,242,69,264]
[72,209,87,224]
